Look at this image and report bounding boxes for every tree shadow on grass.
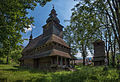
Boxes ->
[1,65,49,74]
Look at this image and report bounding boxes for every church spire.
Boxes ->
[29,28,33,42]
[49,4,57,17]
[52,4,54,9]
[43,6,63,38]
[46,5,60,23]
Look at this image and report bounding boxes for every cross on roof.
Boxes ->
[52,4,54,9]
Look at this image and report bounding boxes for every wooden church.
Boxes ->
[20,7,72,69]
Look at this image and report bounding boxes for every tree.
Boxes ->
[105,0,120,51]
[0,0,51,63]
[10,48,23,64]
[64,26,78,56]
[70,0,120,66]
[65,1,104,65]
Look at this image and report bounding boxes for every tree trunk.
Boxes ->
[118,40,120,52]
[106,0,120,51]
[111,41,115,67]
[82,44,86,66]
[107,27,111,66]
[105,29,110,66]
[83,55,85,66]
[112,55,115,67]
[6,56,9,64]
[106,51,109,65]
[113,37,116,66]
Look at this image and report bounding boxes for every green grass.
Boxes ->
[0,64,120,82]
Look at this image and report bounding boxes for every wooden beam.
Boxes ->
[60,57,63,66]
[51,57,53,64]
[65,58,67,65]
[57,56,59,65]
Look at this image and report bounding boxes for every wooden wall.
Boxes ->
[38,57,51,69]
[24,59,34,67]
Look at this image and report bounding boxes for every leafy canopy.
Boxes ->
[0,0,51,57]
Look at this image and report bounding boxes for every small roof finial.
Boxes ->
[31,26,33,35]
[52,4,54,9]
[31,24,33,36]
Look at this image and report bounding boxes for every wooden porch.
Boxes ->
[50,56,71,69]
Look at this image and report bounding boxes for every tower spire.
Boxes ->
[49,5,57,17]
[29,25,33,42]
[52,4,54,9]
[43,6,63,38]
[46,5,60,23]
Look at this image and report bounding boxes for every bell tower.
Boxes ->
[93,40,105,66]
[43,6,63,38]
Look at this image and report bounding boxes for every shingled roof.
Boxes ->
[21,49,71,60]
[50,49,71,58]
[22,34,69,53]
[21,7,72,60]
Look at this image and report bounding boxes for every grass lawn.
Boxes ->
[0,64,120,82]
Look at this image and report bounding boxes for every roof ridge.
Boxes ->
[33,34,43,40]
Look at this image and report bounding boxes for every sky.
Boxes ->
[22,0,77,46]
[21,0,93,58]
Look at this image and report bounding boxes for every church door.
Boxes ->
[34,59,39,68]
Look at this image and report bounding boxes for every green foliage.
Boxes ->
[0,0,35,55]
[10,49,22,63]
[65,0,120,66]
[63,26,78,55]
[0,0,51,58]
[0,48,22,64]
[70,0,105,50]
[64,0,104,63]
[0,65,120,82]
[0,57,7,64]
